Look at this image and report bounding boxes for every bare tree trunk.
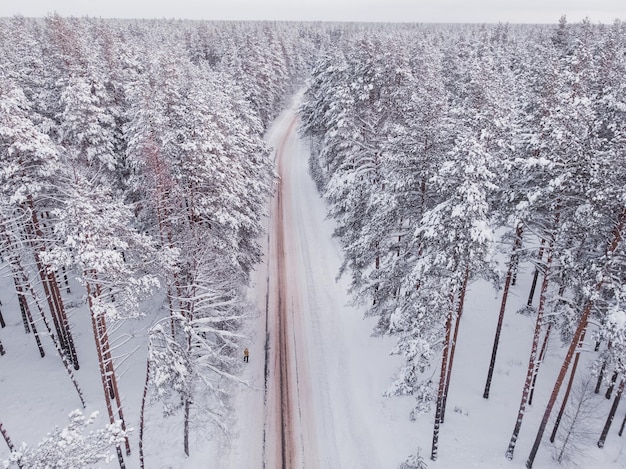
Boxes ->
[139,358,151,469]
[0,338,5,356]
[184,398,191,457]
[618,408,626,437]
[15,276,31,334]
[13,275,45,358]
[549,327,587,442]
[484,225,522,399]
[605,371,618,400]
[506,241,554,460]
[0,303,5,328]
[528,322,553,406]
[526,207,626,469]
[527,239,546,306]
[86,280,126,468]
[12,257,85,406]
[598,378,625,448]
[441,268,470,422]
[431,297,455,461]
[0,421,20,468]
[27,201,78,368]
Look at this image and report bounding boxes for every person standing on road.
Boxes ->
[244,347,249,363]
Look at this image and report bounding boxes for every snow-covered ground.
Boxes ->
[2,96,626,468]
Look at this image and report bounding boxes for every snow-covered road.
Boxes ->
[221,97,415,468]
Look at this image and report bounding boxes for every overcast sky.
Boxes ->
[0,0,623,24]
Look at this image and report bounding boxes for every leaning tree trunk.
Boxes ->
[527,239,546,306]
[139,358,151,469]
[12,274,45,358]
[0,421,20,468]
[26,200,78,368]
[506,239,555,460]
[431,292,456,461]
[605,371,619,400]
[526,207,626,469]
[598,378,625,448]
[484,225,523,399]
[10,254,85,406]
[528,322,553,406]
[86,279,126,469]
[441,267,470,422]
[549,326,587,442]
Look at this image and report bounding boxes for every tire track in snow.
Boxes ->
[264,115,299,469]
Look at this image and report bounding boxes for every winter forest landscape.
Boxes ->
[1,2,626,468]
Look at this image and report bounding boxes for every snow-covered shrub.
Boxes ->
[3,410,126,469]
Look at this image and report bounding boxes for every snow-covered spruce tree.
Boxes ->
[4,410,126,469]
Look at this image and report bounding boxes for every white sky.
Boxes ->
[0,0,623,24]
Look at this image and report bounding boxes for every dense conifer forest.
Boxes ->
[0,14,625,468]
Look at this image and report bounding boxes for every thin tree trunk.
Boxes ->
[506,240,554,460]
[184,398,191,457]
[0,338,5,356]
[484,225,523,399]
[598,379,625,448]
[13,259,85,406]
[526,207,626,468]
[139,358,151,469]
[15,275,30,334]
[441,268,470,422]
[0,305,5,328]
[92,280,131,456]
[596,361,607,394]
[86,280,126,468]
[0,421,18,466]
[431,298,455,461]
[527,239,546,306]
[14,276,45,358]
[618,409,626,437]
[606,371,618,400]
[528,322,553,406]
[27,202,78,368]
[549,327,587,442]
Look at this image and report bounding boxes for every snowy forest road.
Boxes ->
[228,99,414,469]
[264,113,311,469]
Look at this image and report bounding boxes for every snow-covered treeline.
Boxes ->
[300,18,626,467]
[0,15,320,468]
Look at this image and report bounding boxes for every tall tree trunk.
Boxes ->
[0,304,5,328]
[184,398,191,457]
[0,421,19,467]
[598,379,625,448]
[506,240,554,460]
[605,371,618,400]
[431,294,455,461]
[139,358,151,469]
[12,257,85,406]
[441,267,470,422]
[86,280,126,468]
[526,207,626,469]
[528,322,553,406]
[13,275,45,358]
[527,239,546,306]
[549,327,587,442]
[27,201,78,368]
[15,276,31,334]
[92,280,131,456]
[484,225,523,399]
